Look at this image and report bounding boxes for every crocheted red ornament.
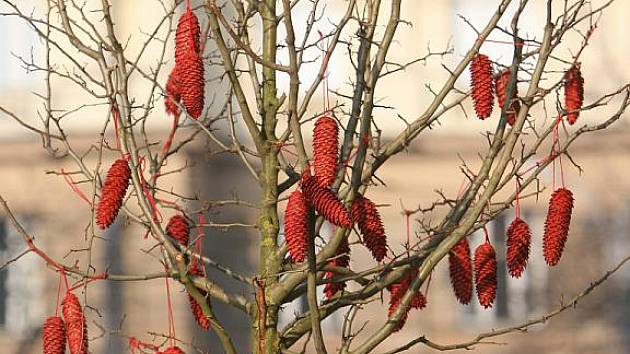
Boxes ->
[284,190,309,263]
[543,188,574,266]
[313,115,339,187]
[62,292,88,354]
[470,54,494,120]
[96,158,131,230]
[387,269,426,332]
[175,8,204,118]
[324,236,350,299]
[506,217,531,278]
[165,68,181,117]
[448,238,473,304]
[166,214,190,247]
[43,316,66,354]
[351,195,387,261]
[473,240,497,309]
[300,171,352,228]
[564,64,584,125]
[495,69,520,126]
[187,263,212,330]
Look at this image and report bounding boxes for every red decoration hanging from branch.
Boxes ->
[313,115,339,187]
[473,237,497,309]
[284,190,309,263]
[448,238,473,304]
[351,195,387,262]
[42,316,66,354]
[564,64,584,125]
[174,7,204,118]
[62,292,88,354]
[495,69,520,126]
[469,54,495,120]
[506,217,531,278]
[96,158,131,230]
[300,171,352,228]
[543,188,574,266]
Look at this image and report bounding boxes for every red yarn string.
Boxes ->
[129,337,159,354]
[483,225,490,243]
[60,169,92,206]
[67,272,108,292]
[514,178,521,218]
[163,264,175,347]
[186,0,191,10]
[54,271,63,317]
[112,105,121,151]
[138,156,163,225]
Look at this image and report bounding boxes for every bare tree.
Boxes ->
[0,0,629,353]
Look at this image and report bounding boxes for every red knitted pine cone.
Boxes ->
[161,347,186,354]
[313,115,339,187]
[284,190,309,263]
[469,54,494,120]
[506,217,531,278]
[495,69,520,126]
[543,188,574,266]
[43,316,66,354]
[564,64,584,125]
[165,68,182,117]
[448,238,473,305]
[187,263,212,330]
[387,269,426,332]
[175,8,204,119]
[62,292,88,354]
[324,237,350,299]
[473,241,497,309]
[96,158,131,230]
[351,195,387,262]
[166,214,190,246]
[301,171,352,228]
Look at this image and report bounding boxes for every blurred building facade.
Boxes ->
[0,0,629,353]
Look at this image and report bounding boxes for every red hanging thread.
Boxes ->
[473,237,497,309]
[351,195,387,262]
[495,69,520,126]
[386,269,426,332]
[564,64,584,125]
[324,236,350,299]
[506,217,531,278]
[469,54,495,120]
[62,292,88,354]
[543,188,574,266]
[186,263,212,330]
[175,7,204,118]
[313,115,339,188]
[42,316,66,354]
[96,158,131,229]
[166,214,190,246]
[448,238,473,304]
[165,68,182,117]
[284,190,309,263]
[300,170,352,228]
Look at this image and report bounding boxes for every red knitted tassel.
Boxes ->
[160,347,185,354]
[543,188,574,266]
[62,292,88,354]
[448,238,473,304]
[564,64,584,125]
[495,69,520,126]
[387,269,425,332]
[324,237,350,299]
[187,264,212,330]
[469,54,494,119]
[313,115,339,187]
[506,217,531,278]
[175,8,204,118]
[284,190,309,263]
[96,159,131,230]
[473,241,497,309]
[166,214,190,246]
[351,195,387,261]
[43,316,66,354]
[301,171,352,228]
[165,68,181,117]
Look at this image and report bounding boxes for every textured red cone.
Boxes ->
[564,64,584,125]
[351,195,387,261]
[62,292,88,354]
[165,68,181,117]
[96,158,131,230]
[473,241,497,309]
[495,69,519,126]
[301,171,352,228]
[387,269,426,332]
[506,217,531,278]
[284,190,309,263]
[313,115,339,187]
[175,8,204,118]
[324,237,350,299]
[187,264,212,330]
[448,238,473,304]
[166,214,190,246]
[43,316,66,354]
[543,188,574,266]
[161,347,185,354]
[470,54,494,119]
